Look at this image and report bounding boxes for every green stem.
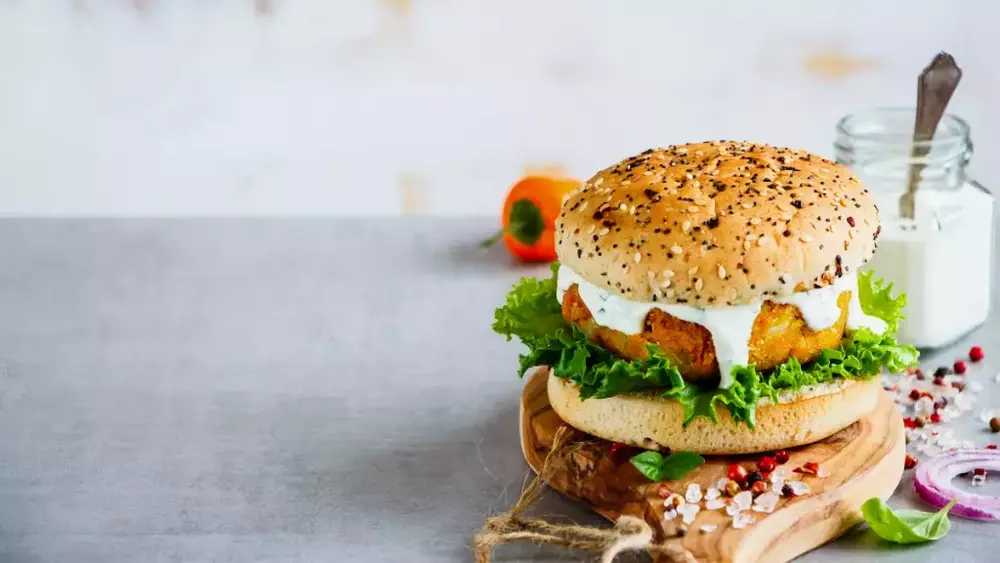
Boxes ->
[480,228,508,248]
[480,221,524,248]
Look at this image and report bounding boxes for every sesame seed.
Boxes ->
[671,245,684,255]
[578,200,588,212]
[663,269,674,278]
[695,278,704,291]
[745,233,758,241]
[799,234,813,242]
[619,203,627,211]
[634,252,642,263]
[587,224,596,234]
[594,177,604,186]
[742,202,753,209]
[688,266,699,275]
[718,265,727,279]
[687,206,699,213]
[743,240,751,251]
[660,279,672,288]
[750,217,761,225]
[758,236,767,246]
[682,221,691,232]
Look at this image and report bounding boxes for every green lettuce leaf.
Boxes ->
[857,269,907,333]
[493,265,918,428]
[492,263,564,348]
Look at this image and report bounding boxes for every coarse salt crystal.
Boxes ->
[972,474,986,487]
[734,491,753,511]
[726,502,743,517]
[716,477,730,490]
[971,382,985,392]
[752,491,780,514]
[924,445,943,456]
[732,512,756,530]
[769,468,788,483]
[685,483,703,503]
[980,409,997,424]
[663,509,678,521]
[705,488,721,501]
[700,524,718,533]
[788,481,811,496]
[817,466,830,478]
[677,503,701,524]
[955,394,975,411]
[705,499,727,511]
[914,397,935,415]
[664,494,685,509]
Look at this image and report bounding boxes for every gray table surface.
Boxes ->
[1,218,998,563]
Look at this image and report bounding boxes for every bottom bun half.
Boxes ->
[547,373,880,455]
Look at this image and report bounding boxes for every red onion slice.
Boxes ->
[913,449,1000,520]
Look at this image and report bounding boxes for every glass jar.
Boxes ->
[835,108,993,349]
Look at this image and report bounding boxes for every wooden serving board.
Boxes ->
[519,368,905,563]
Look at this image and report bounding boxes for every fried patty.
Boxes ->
[562,285,850,384]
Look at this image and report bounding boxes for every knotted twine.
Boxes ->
[473,426,695,563]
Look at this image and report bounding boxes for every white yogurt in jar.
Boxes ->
[863,183,993,348]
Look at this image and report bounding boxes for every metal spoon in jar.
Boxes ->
[899,53,962,220]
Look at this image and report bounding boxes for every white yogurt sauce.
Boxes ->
[557,265,885,388]
[863,184,992,348]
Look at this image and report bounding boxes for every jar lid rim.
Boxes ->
[837,107,970,145]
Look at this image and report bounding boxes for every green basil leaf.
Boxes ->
[629,451,705,482]
[861,497,957,544]
[629,451,668,481]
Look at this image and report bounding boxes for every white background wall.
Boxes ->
[1,0,997,216]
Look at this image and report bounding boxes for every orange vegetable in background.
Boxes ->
[482,175,581,262]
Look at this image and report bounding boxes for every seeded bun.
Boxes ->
[547,372,880,455]
[555,141,879,307]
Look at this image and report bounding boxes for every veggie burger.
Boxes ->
[494,141,917,454]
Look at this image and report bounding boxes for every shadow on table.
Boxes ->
[293,398,606,561]
[425,236,551,276]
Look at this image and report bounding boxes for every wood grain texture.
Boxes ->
[519,368,905,563]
